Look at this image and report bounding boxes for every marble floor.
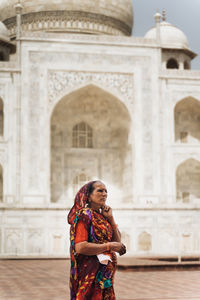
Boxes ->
[0,259,200,300]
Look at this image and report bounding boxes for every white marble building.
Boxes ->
[0,0,200,258]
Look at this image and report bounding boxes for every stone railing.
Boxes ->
[160,69,200,79]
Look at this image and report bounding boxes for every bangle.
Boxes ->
[112,224,118,228]
[106,243,110,251]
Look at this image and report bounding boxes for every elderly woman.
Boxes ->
[68,180,126,300]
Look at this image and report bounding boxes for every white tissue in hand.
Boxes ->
[97,254,112,265]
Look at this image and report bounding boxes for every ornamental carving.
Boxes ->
[5,11,130,38]
[48,71,134,111]
[27,229,43,254]
[5,229,23,254]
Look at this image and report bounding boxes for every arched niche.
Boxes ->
[167,58,179,69]
[50,84,132,204]
[0,164,3,201]
[138,231,152,251]
[0,98,4,137]
[174,97,200,143]
[176,158,200,203]
[182,233,192,253]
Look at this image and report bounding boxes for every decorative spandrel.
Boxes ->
[48,70,134,111]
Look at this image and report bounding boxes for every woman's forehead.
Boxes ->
[93,181,106,189]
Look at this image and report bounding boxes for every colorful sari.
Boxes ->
[68,182,117,300]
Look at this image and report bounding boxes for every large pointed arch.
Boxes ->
[50,83,132,120]
[174,96,200,143]
[176,158,200,203]
[50,84,133,204]
[48,71,134,118]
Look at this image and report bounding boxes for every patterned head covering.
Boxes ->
[68,180,97,225]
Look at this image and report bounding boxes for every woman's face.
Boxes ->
[89,182,108,210]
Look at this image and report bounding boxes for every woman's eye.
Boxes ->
[97,189,107,193]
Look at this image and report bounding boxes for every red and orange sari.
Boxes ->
[68,182,117,300]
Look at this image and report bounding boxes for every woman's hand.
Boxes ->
[101,205,113,219]
[109,242,126,256]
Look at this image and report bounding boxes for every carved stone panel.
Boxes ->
[158,229,176,253]
[26,229,44,254]
[50,231,64,254]
[5,229,23,254]
[27,64,41,191]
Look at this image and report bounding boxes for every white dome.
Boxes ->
[0,0,134,36]
[145,21,190,50]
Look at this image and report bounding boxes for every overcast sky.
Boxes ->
[132,0,200,69]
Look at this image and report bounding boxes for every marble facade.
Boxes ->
[0,3,200,258]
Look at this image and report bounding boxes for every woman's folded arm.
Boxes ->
[75,241,126,256]
[75,241,108,255]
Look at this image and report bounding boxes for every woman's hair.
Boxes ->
[88,181,98,197]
